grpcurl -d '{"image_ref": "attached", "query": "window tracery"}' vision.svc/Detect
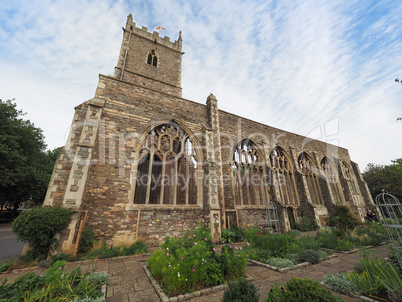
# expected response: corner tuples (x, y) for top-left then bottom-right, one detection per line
(134, 122), (198, 205)
(147, 50), (158, 67)
(298, 152), (323, 205)
(341, 161), (359, 195)
(321, 157), (344, 205)
(270, 147), (298, 206)
(232, 139), (268, 206)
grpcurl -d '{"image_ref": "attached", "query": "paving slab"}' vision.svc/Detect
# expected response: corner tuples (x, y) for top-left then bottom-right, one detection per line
(0, 244), (390, 302)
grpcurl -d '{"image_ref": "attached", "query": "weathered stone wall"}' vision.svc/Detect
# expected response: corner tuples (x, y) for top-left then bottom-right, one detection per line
(43, 15), (376, 251)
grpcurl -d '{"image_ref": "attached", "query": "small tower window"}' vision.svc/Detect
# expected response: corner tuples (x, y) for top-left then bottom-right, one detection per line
(147, 50), (158, 67)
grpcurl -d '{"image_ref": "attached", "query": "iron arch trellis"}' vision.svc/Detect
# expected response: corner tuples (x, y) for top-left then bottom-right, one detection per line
(266, 200), (280, 233)
(375, 191), (402, 268)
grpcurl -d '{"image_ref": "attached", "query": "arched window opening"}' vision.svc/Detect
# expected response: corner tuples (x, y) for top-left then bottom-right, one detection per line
(321, 157), (343, 205)
(298, 152), (323, 205)
(133, 122), (199, 205)
(232, 139), (268, 206)
(146, 50), (158, 67)
(270, 147), (298, 206)
(342, 162), (359, 195)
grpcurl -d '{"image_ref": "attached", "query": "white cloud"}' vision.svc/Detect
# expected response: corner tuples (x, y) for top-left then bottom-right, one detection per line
(0, 0), (401, 171)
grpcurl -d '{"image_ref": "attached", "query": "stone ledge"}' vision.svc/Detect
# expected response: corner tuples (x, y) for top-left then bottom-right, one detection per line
(144, 265), (253, 302)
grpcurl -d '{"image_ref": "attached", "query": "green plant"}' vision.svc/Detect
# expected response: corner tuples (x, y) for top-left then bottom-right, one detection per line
(285, 253), (299, 264)
(51, 252), (76, 263)
(221, 229), (237, 244)
(324, 272), (362, 295)
(296, 235), (321, 251)
(299, 249), (320, 264)
(266, 278), (343, 302)
(12, 207), (71, 259)
(375, 262), (402, 302)
(328, 206), (357, 234)
(316, 227), (340, 249)
(0, 261), (107, 301)
(87, 272), (110, 285)
(347, 270), (383, 295)
(294, 217), (318, 232)
(317, 250), (329, 260)
(147, 222), (246, 297)
(266, 257), (294, 268)
(79, 228), (97, 253)
(266, 284), (287, 302)
(336, 239), (355, 251)
(84, 241), (148, 259)
(222, 278), (260, 302)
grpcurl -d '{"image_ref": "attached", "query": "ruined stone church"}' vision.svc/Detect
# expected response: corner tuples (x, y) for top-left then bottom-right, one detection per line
(43, 15), (375, 251)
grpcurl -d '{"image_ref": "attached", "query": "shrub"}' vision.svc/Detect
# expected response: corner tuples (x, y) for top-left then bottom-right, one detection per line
(79, 229), (97, 253)
(222, 278), (260, 302)
(328, 206), (357, 234)
(51, 252), (76, 263)
(221, 229), (237, 244)
(294, 217), (318, 232)
(285, 253), (299, 264)
(323, 272), (362, 295)
(299, 249), (320, 264)
(12, 207), (71, 259)
(266, 277), (343, 302)
(336, 239), (355, 251)
(296, 235), (321, 251)
(317, 250), (329, 261)
(316, 227), (340, 249)
(85, 240), (148, 259)
(235, 227), (247, 241)
(266, 257), (294, 268)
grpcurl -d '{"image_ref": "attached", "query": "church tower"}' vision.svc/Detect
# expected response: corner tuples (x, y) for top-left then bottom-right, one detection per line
(114, 14), (183, 97)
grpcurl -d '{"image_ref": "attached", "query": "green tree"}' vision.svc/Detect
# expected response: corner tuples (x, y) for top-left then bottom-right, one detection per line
(363, 159), (402, 199)
(0, 99), (57, 213)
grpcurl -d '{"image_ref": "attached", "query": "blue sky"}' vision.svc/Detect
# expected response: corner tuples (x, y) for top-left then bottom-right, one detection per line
(0, 0), (401, 171)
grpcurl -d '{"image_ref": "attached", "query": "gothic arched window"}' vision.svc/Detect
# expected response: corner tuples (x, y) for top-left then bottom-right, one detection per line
(341, 161), (359, 195)
(147, 50), (158, 67)
(134, 122), (198, 205)
(232, 139), (268, 206)
(298, 152), (324, 205)
(321, 157), (344, 205)
(270, 147), (298, 206)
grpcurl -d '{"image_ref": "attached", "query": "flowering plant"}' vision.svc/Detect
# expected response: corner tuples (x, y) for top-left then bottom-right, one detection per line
(147, 222), (246, 296)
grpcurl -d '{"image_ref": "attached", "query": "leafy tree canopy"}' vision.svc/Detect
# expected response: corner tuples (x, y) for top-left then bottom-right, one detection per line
(363, 158), (402, 200)
(0, 99), (57, 211)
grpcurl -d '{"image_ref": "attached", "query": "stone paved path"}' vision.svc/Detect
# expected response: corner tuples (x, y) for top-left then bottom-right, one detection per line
(0, 245), (390, 302)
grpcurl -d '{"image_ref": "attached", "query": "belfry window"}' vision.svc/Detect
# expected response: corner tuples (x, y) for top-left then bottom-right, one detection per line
(232, 139), (268, 206)
(134, 122), (198, 205)
(298, 152), (324, 205)
(270, 147), (298, 206)
(147, 50), (158, 67)
(321, 157), (344, 205)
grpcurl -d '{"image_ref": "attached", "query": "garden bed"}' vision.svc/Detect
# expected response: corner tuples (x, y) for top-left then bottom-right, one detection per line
(144, 265), (253, 302)
(321, 281), (390, 302)
(248, 253), (337, 272)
